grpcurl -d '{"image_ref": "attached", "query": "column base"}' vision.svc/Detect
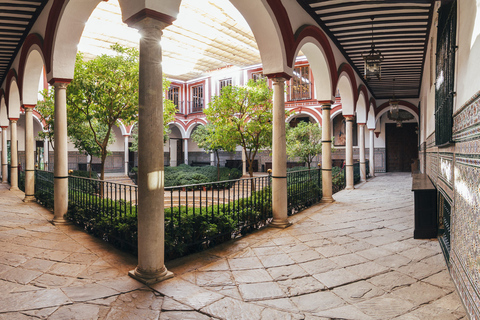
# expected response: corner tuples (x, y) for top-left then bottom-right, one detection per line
(129, 267), (174, 285)
(52, 217), (71, 225)
(321, 196), (335, 203)
(345, 186), (355, 190)
(10, 186), (20, 191)
(269, 219), (292, 229)
(23, 195), (36, 202)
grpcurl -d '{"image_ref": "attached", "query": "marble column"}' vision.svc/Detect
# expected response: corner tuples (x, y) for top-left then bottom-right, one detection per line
(169, 139), (177, 167)
(24, 105), (35, 201)
(128, 17), (173, 284)
(1, 127), (7, 183)
(270, 77), (290, 228)
(210, 151), (215, 166)
(9, 119), (19, 190)
(321, 103), (334, 202)
(369, 129), (375, 177)
(184, 138), (188, 165)
(359, 123), (366, 182)
(242, 148), (247, 176)
(52, 81), (69, 224)
(124, 135), (129, 175)
(345, 115), (354, 190)
(43, 137), (49, 171)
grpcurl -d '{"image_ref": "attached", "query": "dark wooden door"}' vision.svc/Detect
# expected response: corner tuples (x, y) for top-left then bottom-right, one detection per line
(386, 123), (418, 172)
(177, 139), (184, 165)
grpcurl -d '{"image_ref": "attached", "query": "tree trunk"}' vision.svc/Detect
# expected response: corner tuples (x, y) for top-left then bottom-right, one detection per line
(216, 150), (220, 181)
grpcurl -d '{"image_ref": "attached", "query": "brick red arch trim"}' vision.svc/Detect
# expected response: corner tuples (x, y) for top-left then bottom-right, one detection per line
(18, 33), (45, 97)
(337, 63), (358, 110)
(376, 100), (419, 118)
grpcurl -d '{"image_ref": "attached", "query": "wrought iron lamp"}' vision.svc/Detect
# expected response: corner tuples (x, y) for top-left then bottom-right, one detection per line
(362, 17), (384, 81)
(389, 78), (399, 117)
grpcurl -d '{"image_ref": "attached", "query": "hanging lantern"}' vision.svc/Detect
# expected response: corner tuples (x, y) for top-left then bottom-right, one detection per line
(389, 78), (399, 117)
(362, 17), (384, 81)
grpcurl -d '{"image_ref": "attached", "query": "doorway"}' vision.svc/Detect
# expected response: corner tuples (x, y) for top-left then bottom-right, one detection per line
(386, 123), (418, 172)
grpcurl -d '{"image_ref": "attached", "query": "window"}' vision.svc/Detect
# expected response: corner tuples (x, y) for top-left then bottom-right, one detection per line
(435, 1), (456, 146)
(192, 85), (203, 113)
(252, 72), (266, 82)
(219, 78), (232, 93)
(288, 65), (311, 101)
(167, 86), (180, 112)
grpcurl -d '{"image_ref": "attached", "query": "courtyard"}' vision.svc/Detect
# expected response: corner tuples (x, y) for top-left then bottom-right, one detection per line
(0, 173), (466, 319)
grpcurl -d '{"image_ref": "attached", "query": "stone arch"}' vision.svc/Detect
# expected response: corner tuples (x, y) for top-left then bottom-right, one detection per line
(336, 64), (356, 116)
(7, 77), (21, 119)
(116, 120), (129, 136)
(186, 119), (207, 138)
(291, 25), (337, 100)
(375, 100), (419, 124)
(286, 109), (321, 126)
(356, 89), (368, 124)
(367, 102), (376, 130)
(169, 122), (186, 139)
(0, 95), (8, 127)
(18, 34), (46, 105)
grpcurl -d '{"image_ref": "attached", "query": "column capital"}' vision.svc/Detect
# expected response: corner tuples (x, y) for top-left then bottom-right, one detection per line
(266, 72), (292, 81)
(130, 16), (170, 36)
(9, 118), (18, 123)
(318, 100), (334, 106)
(368, 128), (375, 132)
(23, 104), (35, 109)
(125, 9), (176, 28)
(344, 115), (355, 121)
(48, 78), (71, 86)
(358, 123), (366, 126)
(1, 126), (8, 129)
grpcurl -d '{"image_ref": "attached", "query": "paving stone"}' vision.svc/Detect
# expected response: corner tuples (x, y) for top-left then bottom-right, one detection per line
(313, 268), (361, 288)
(314, 244), (351, 258)
(22, 306), (58, 318)
(152, 278), (223, 310)
(422, 270), (456, 291)
(256, 298), (300, 313)
(303, 238), (332, 248)
(281, 243), (311, 254)
(277, 276), (325, 296)
(61, 283), (119, 302)
(290, 291), (346, 313)
(20, 258), (56, 272)
(367, 270), (417, 292)
(257, 253), (295, 268)
(0, 312), (32, 320)
(0, 288), (71, 312)
(0, 267), (42, 284)
(345, 261), (389, 279)
(399, 247), (439, 261)
(228, 256), (264, 270)
(201, 297), (265, 320)
(357, 247), (394, 260)
(49, 303), (104, 320)
(392, 281), (450, 306)
(203, 285), (242, 300)
(396, 261), (444, 280)
(196, 271), (235, 287)
(31, 273), (73, 288)
(355, 295), (416, 319)
(0, 252), (28, 267)
(313, 304), (375, 320)
(260, 307), (305, 320)
(48, 262), (87, 278)
(267, 264), (309, 281)
(373, 254), (412, 269)
(198, 259), (230, 272)
(328, 253), (368, 269)
(238, 282), (285, 301)
(332, 280), (385, 303)
(232, 269), (273, 283)
(299, 258), (338, 275)
(159, 311), (212, 320)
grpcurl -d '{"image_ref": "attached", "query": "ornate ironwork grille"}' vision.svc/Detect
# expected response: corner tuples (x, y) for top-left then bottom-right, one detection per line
(192, 85), (204, 112)
(289, 66), (311, 101)
(435, 1), (457, 146)
(438, 192), (451, 262)
(168, 86), (180, 111)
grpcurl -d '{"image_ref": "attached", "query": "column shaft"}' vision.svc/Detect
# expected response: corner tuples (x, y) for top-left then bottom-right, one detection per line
(124, 135), (129, 175)
(53, 82), (69, 224)
(345, 116), (354, 190)
(10, 120), (19, 190)
(24, 106), (35, 201)
(359, 124), (366, 182)
(321, 104), (334, 202)
(43, 137), (49, 171)
(183, 138), (188, 165)
(2, 128), (7, 184)
(270, 77), (290, 228)
(129, 18), (173, 284)
(369, 129), (375, 177)
(169, 139), (177, 167)
(242, 148), (247, 176)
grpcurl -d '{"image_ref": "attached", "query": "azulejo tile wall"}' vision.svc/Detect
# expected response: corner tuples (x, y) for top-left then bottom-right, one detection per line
(449, 91), (480, 320)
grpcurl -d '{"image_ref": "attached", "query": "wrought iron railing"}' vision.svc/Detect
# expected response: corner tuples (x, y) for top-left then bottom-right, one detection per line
(287, 168), (322, 215)
(34, 170), (54, 208)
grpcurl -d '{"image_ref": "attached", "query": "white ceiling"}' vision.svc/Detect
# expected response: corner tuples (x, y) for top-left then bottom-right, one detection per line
(79, 0), (262, 81)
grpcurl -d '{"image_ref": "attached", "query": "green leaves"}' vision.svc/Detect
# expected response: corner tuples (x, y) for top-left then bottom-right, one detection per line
(286, 121), (323, 169)
(204, 79), (273, 176)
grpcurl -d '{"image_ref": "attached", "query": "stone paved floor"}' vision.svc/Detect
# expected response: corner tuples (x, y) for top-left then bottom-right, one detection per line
(0, 173), (468, 319)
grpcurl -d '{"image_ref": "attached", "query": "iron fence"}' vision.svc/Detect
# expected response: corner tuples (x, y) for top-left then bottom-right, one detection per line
(34, 170), (54, 207)
(287, 168), (322, 215)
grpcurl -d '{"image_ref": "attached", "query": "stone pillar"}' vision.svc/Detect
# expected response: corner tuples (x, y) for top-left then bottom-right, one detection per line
(169, 139), (177, 167)
(52, 81), (69, 224)
(321, 103), (334, 202)
(242, 148), (247, 176)
(1, 127), (7, 183)
(345, 115), (354, 190)
(369, 129), (375, 177)
(86, 154), (92, 173)
(184, 138), (188, 165)
(44, 137), (49, 171)
(270, 77), (290, 228)
(359, 123), (366, 182)
(210, 152), (215, 166)
(128, 17), (173, 284)
(24, 105), (35, 201)
(124, 135), (129, 175)
(9, 119), (19, 190)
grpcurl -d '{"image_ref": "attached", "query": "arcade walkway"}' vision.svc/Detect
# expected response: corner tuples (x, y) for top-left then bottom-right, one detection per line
(0, 173), (467, 319)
